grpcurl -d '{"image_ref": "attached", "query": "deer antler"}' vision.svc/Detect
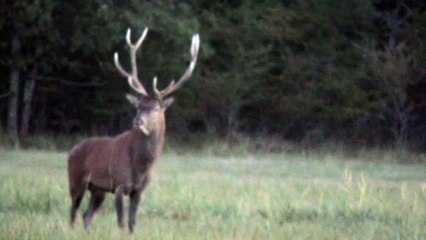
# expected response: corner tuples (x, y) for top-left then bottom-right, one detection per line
(114, 28), (149, 96)
(153, 34), (200, 99)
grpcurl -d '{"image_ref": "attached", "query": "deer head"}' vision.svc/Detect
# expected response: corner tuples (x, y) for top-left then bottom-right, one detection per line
(114, 28), (200, 135)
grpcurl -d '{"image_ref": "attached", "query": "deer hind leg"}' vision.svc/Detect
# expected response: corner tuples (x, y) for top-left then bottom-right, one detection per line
(83, 188), (106, 229)
(69, 184), (86, 227)
(69, 175), (87, 227)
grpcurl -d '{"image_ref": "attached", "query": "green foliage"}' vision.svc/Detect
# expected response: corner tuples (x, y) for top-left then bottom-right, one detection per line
(0, 0), (425, 148)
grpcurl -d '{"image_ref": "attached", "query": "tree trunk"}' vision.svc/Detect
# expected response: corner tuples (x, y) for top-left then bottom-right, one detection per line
(7, 32), (21, 143)
(7, 67), (20, 141)
(19, 43), (42, 142)
(20, 70), (37, 138)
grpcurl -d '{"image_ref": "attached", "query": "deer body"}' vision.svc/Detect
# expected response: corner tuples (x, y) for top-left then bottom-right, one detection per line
(67, 28), (199, 232)
(69, 127), (163, 193)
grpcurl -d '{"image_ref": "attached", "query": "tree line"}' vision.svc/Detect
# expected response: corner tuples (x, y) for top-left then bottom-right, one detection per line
(1, 0), (425, 149)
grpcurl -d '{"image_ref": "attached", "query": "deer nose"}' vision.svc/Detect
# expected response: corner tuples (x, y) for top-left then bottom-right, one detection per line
(134, 117), (150, 135)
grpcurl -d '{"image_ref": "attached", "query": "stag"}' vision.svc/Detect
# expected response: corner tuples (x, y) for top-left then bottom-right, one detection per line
(67, 27), (200, 232)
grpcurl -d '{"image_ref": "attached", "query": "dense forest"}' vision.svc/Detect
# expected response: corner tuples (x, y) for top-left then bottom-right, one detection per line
(1, 0), (425, 149)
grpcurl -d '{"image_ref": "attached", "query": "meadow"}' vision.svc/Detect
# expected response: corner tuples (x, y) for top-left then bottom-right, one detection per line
(0, 143), (425, 240)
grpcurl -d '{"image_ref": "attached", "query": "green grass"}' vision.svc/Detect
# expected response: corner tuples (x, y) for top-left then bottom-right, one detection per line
(0, 149), (425, 240)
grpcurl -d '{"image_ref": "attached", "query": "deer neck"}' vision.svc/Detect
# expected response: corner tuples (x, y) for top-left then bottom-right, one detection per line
(131, 125), (165, 162)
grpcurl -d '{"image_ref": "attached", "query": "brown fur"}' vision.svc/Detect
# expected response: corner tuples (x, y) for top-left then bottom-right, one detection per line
(68, 98), (167, 232)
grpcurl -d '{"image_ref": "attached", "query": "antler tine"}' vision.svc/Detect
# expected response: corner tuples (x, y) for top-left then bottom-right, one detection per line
(114, 28), (149, 96)
(153, 76), (160, 96)
(136, 28), (149, 49)
(128, 28), (149, 95)
(153, 34), (200, 99)
(115, 51), (147, 95)
(126, 28), (132, 47)
(114, 52), (131, 78)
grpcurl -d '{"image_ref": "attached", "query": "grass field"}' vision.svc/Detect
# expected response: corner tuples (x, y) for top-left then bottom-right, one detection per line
(0, 148), (425, 240)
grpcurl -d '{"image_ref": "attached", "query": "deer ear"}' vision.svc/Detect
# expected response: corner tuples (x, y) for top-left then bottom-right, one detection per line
(126, 94), (140, 108)
(162, 97), (175, 109)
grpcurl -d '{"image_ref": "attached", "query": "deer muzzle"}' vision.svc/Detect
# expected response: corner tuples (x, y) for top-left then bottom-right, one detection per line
(134, 117), (150, 136)
(139, 125), (150, 136)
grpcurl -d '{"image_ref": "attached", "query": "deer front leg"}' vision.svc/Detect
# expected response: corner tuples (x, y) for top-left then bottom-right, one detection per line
(115, 186), (125, 229)
(128, 191), (141, 233)
(128, 176), (150, 233)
